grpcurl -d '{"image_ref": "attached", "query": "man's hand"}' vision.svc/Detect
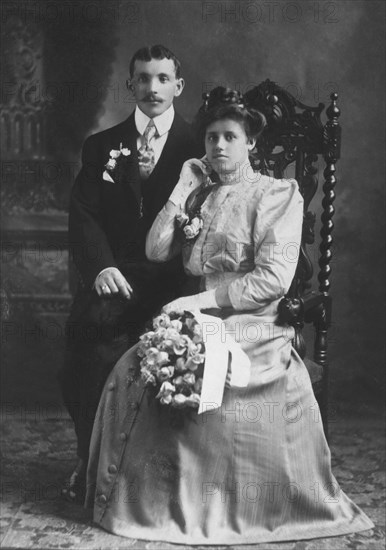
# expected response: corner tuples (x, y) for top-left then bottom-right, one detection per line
(94, 267), (133, 299)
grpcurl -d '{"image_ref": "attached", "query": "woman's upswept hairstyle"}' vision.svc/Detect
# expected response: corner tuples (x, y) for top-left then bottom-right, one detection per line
(194, 87), (266, 144)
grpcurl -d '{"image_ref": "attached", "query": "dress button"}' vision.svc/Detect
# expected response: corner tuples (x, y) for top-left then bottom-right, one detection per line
(119, 433), (127, 441)
(108, 382), (115, 391)
(99, 494), (107, 504)
(129, 402), (138, 410)
(108, 464), (118, 474)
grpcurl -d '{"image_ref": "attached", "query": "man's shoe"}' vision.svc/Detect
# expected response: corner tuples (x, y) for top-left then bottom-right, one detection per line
(61, 461), (86, 504)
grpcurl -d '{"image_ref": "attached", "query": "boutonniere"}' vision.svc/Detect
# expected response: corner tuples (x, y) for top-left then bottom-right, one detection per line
(103, 143), (131, 183)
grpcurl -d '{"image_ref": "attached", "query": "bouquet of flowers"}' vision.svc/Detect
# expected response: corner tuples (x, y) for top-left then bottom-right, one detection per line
(137, 311), (205, 409)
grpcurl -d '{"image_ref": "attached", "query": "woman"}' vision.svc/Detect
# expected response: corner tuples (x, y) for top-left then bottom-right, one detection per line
(85, 88), (373, 544)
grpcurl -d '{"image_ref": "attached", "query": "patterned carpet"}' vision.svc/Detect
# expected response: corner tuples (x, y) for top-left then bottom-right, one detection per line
(0, 411), (385, 550)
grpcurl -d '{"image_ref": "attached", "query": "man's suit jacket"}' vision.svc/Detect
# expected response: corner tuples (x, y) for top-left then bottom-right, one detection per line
(68, 111), (201, 323)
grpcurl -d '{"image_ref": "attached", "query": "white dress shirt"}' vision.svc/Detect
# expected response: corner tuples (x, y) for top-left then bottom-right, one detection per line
(135, 105), (175, 164)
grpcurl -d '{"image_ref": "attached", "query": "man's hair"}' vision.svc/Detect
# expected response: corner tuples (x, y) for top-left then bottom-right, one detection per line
(129, 44), (181, 78)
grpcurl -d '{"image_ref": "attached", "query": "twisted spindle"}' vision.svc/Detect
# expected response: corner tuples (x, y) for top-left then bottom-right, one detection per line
(319, 93), (341, 295)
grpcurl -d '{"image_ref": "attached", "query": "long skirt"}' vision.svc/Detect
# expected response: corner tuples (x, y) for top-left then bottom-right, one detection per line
(85, 312), (373, 545)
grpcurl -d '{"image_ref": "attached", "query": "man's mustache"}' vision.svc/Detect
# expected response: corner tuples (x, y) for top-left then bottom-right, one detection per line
(142, 96), (163, 103)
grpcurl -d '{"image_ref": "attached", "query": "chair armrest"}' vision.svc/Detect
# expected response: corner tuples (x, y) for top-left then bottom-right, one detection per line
(278, 291), (332, 326)
(303, 291), (332, 326)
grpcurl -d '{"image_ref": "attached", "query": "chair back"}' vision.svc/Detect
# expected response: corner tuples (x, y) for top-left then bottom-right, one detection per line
(245, 80), (341, 361)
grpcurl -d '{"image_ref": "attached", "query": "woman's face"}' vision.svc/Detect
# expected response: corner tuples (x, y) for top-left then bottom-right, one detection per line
(205, 119), (256, 174)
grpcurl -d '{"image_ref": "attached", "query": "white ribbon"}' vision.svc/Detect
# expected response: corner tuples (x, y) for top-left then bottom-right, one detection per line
(193, 312), (250, 415)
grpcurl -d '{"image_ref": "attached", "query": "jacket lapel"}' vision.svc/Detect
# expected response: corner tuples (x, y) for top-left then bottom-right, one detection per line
(118, 115), (141, 205)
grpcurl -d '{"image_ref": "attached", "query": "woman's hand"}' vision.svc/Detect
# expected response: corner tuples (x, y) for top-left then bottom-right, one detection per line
(169, 157), (212, 207)
(179, 157), (211, 186)
(162, 290), (218, 314)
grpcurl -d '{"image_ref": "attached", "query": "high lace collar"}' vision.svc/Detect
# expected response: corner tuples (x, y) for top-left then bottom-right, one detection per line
(185, 159), (258, 218)
(212, 158), (255, 186)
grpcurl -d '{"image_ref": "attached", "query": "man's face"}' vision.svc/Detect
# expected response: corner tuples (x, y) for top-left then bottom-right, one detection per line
(129, 58), (184, 118)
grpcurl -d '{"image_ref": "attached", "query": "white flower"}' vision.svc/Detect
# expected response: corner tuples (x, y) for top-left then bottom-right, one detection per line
(185, 354), (205, 371)
(173, 376), (185, 388)
(157, 366), (175, 382)
(185, 393), (201, 408)
(191, 217), (203, 230)
(140, 357), (157, 373)
(175, 357), (186, 372)
(183, 217), (203, 239)
(170, 319), (183, 331)
(152, 327), (167, 346)
(137, 345), (147, 358)
(163, 327), (183, 349)
(145, 348), (169, 367)
(183, 372), (195, 386)
(172, 334), (192, 355)
(160, 394), (173, 405)
(109, 149), (121, 159)
(184, 361), (198, 372)
(106, 159), (117, 170)
(184, 317), (195, 330)
(156, 351), (170, 366)
(186, 340), (201, 356)
(156, 381), (176, 403)
(172, 393), (187, 408)
(192, 323), (203, 343)
(121, 148), (131, 156)
(176, 213), (189, 228)
(141, 370), (156, 386)
(138, 331), (155, 354)
(153, 313), (171, 330)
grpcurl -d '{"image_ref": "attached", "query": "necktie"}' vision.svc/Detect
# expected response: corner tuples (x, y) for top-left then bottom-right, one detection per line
(138, 119), (157, 179)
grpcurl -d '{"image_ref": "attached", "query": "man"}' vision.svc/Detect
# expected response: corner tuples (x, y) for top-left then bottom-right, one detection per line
(60, 45), (200, 502)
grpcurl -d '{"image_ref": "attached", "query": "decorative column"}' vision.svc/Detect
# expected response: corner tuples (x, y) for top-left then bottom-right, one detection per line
(1, 15), (46, 162)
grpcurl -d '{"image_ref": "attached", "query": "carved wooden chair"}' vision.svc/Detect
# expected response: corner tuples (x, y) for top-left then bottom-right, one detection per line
(245, 80), (341, 440)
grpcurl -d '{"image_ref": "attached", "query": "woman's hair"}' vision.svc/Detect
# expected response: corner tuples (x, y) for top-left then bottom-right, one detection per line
(194, 87), (266, 143)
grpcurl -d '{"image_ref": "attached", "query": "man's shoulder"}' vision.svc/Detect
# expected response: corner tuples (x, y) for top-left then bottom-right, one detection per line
(171, 111), (193, 134)
(84, 114), (135, 146)
(171, 112), (200, 150)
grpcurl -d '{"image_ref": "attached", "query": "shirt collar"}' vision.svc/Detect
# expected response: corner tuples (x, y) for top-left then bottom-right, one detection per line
(135, 105), (175, 137)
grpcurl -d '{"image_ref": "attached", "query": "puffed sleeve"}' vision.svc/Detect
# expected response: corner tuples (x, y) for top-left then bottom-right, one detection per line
(227, 179), (303, 311)
(145, 204), (182, 262)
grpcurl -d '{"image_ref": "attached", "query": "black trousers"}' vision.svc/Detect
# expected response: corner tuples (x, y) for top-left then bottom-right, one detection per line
(59, 260), (199, 462)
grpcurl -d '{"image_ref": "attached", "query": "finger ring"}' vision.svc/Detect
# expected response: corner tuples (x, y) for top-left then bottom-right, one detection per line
(102, 285), (108, 290)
